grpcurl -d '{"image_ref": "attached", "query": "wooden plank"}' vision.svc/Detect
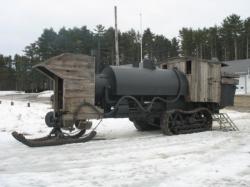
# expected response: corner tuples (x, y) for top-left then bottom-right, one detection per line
(64, 97), (95, 106)
(57, 54), (96, 112)
(47, 60), (93, 70)
(54, 77), (59, 111)
(64, 104), (101, 114)
(221, 72), (239, 78)
(47, 63), (93, 70)
(199, 62), (208, 102)
(47, 69), (94, 80)
(47, 65), (92, 73)
(191, 60), (199, 102)
(45, 53), (95, 64)
(64, 83), (94, 91)
(215, 64), (221, 102)
(205, 62), (209, 101)
(62, 100), (103, 120)
(64, 79), (94, 90)
(208, 63), (221, 103)
(178, 61), (185, 73)
(186, 74), (192, 100)
(64, 85), (94, 92)
(64, 93), (94, 99)
(42, 53), (95, 80)
(63, 113), (102, 120)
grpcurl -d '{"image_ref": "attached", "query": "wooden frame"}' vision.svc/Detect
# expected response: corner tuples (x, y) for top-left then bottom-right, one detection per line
(34, 53), (103, 122)
(160, 57), (222, 103)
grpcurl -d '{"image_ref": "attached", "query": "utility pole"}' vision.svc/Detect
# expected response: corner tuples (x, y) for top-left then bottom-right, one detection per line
(140, 13), (143, 63)
(114, 6), (119, 66)
(247, 36), (249, 59)
(97, 36), (101, 72)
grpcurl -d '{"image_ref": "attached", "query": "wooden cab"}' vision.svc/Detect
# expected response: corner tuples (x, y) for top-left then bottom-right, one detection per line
(160, 57), (226, 103)
(34, 53), (102, 127)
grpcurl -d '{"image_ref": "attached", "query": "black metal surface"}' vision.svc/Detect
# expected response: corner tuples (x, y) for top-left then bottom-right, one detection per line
(101, 66), (188, 96)
(142, 59), (156, 70)
(45, 111), (55, 127)
(12, 131), (96, 147)
(160, 108), (213, 135)
(220, 84), (236, 107)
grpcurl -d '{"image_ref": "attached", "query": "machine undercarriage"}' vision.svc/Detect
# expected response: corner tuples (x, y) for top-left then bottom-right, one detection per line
(12, 95), (214, 147)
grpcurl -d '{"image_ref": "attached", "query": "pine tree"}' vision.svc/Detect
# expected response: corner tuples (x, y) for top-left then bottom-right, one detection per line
(142, 28), (154, 58)
(221, 14), (243, 60)
(170, 37), (179, 57)
(179, 28), (195, 56)
(244, 18), (250, 59)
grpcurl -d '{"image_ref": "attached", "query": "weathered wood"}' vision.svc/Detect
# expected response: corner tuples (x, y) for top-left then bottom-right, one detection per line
(209, 63), (221, 102)
(64, 79), (94, 90)
(199, 62), (208, 101)
(64, 83), (94, 91)
(186, 74), (191, 101)
(44, 69), (95, 80)
(63, 113), (101, 120)
(34, 53), (103, 121)
(164, 57), (222, 103)
(64, 103), (101, 114)
(221, 72), (240, 78)
(64, 97), (95, 107)
(54, 77), (59, 111)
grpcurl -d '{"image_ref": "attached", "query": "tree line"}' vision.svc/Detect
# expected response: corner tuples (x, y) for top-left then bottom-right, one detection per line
(180, 14), (250, 60)
(1, 14), (249, 91)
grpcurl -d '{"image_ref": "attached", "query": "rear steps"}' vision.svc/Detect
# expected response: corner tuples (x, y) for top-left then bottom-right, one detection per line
(212, 113), (239, 131)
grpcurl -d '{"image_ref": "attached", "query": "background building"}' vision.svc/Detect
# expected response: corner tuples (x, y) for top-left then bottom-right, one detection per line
(223, 59), (250, 95)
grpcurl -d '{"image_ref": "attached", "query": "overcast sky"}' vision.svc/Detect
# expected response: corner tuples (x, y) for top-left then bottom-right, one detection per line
(0, 0), (250, 56)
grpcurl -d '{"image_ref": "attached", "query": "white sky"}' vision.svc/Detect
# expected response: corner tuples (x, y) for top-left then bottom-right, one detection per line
(0, 0), (249, 56)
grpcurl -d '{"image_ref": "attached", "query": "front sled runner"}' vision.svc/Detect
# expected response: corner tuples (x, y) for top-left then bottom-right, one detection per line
(12, 53), (103, 147)
(12, 129), (97, 147)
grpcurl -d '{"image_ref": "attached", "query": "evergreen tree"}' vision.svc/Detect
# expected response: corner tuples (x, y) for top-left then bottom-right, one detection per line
(221, 14), (243, 60)
(244, 18), (250, 59)
(120, 29), (139, 64)
(37, 28), (58, 60)
(142, 28), (154, 58)
(94, 24), (106, 72)
(179, 28), (195, 56)
(170, 37), (179, 57)
(153, 35), (170, 61)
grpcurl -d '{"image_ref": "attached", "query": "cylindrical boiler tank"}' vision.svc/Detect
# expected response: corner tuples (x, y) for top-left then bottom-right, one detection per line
(96, 65), (188, 97)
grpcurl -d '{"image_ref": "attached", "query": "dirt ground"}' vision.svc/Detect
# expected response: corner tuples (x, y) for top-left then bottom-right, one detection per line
(234, 95), (250, 108)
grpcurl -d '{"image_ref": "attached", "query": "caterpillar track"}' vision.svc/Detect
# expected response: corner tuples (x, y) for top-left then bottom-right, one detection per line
(160, 107), (213, 135)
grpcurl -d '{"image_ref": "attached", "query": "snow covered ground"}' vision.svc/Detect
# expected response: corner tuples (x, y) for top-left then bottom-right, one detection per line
(0, 92), (250, 187)
(0, 91), (24, 96)
(0, 90), (53, 104)
(37, 90), (53, 98)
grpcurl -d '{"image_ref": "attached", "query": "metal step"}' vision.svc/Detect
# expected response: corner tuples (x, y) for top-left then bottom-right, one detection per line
(212, 113), (239, 131)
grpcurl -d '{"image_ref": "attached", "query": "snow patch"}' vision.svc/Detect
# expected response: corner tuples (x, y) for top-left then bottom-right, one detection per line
(0, 100), (52, 135)
(37, 90), (54, 98)
(0, 91), (25, 96)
